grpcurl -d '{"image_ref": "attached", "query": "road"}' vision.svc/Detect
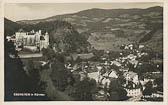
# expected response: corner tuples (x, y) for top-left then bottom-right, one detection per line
(18, 53), (43, 58)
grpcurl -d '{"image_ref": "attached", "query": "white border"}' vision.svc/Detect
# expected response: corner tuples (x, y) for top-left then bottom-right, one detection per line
(2, 0), (166, 3)
(0, 0), (168, 105)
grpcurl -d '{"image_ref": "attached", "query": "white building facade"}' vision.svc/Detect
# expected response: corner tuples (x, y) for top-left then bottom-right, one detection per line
(15, 29), (49, 51)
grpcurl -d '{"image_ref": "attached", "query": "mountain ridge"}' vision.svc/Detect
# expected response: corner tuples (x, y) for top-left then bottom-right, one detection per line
(16, 6), (163, 24)
(6, 6), (163, 53)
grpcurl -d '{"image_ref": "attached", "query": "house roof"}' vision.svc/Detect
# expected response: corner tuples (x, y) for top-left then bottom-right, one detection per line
(112, 61), (121, 66)
(129, 59), (138, 64)
(123, 71), (137, 79)
(88, 72), (99, 82)
(108, 70), (118, 78)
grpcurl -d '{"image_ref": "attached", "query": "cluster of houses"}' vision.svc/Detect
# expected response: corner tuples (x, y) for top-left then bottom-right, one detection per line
(121, 43), (144, 50)
(64, 43), (163, 100)
(6, 29), (49, 52)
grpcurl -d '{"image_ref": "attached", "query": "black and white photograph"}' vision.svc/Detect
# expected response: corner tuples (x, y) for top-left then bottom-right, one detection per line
(3, 1), (166, 102)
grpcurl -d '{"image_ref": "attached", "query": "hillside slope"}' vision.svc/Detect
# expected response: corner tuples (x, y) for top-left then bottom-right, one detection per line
(4, 18), (21, 36)
(5, 19), (90, 54)
(16, 6), (163, 52)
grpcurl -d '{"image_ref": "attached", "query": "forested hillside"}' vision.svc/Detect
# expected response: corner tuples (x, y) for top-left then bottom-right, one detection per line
(17, 6), (163, 53)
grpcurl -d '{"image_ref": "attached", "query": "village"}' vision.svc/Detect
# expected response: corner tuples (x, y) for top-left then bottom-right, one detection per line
(64, 43), (163, 101)
(4, 2), (165, 102)
(6, 29), (163, 101)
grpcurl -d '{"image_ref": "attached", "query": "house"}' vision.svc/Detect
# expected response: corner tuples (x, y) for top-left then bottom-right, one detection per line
(111, 61), (122, 67)
(119, 67), (129, 72)
(88, 72), (99, 82)
(108, 70), (118, 78)
(65, 63), (72, 70)
(97, 65), (103, 71)
(123, 71), (142, 97)
(79, 71), (87, 81)
(101, 70), (118, 78)
(72, 68), (87, 81)
(100, 70), (118, 88)
(98, 69), (118, 88)
(128, 44), (133, 50)
(139, 45), (144, 49)
(127, 54), (136, 60)
(101, 77), (111, 88)
(124, 46), (129, 50)
(129, 59), (138, 68)
(140, 72), (163, 88)
(123, 71), (139, 85)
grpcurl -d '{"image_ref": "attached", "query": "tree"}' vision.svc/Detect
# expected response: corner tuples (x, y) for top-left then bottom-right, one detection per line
(4, 24), (49, 101)
(26, 60), (43, 93)
(157, 62), (163, 72)
(108, 78), (127, 101)
(93, 50), (104, 58)
(117, 75), (126, 86)
(116, 88), (128, 101)
(5, 39), (31, 100)
(109, 91), (119, 101)
(4, 18), (20, 36)
(42, 47), (55, 60)
(109, 79), (119, 91)
(127, 63), (135, 72)
(50, 59), (72, 91)
(109, 51), (120, 59)
(72, 78), (97, 101)
(143, 81), (154, 96)
(154, 77), (163, 92)
(27, 60), (34, 74)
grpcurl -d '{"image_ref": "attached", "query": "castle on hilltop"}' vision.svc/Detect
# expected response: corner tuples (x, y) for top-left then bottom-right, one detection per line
(15, 29), (49, 51)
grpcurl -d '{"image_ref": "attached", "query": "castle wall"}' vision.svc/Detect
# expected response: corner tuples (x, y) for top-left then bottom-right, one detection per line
(35, 32), (41, 44)
(27, 35), (36, 45)
(40, 40), (45, 51)
(15, 32), (27, 45)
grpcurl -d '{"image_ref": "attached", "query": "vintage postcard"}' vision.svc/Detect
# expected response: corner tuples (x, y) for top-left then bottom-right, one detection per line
(0, 0), (168, 105)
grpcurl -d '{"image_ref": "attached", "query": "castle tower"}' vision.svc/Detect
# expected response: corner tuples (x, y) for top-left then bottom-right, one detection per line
(35, 31), (41, 46)
(40, 35), (45, 51)
(15, 29), (26, 46)
(44, 32), (49, 48)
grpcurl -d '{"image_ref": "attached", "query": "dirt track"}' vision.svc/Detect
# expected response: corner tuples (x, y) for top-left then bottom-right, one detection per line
(18, 53), (43, 58)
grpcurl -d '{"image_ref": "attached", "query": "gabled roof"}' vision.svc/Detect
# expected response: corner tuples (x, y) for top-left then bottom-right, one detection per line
(123, 71), (137, 79)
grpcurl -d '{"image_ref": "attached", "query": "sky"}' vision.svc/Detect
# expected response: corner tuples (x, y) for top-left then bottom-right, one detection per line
(5, 3), (163, 22)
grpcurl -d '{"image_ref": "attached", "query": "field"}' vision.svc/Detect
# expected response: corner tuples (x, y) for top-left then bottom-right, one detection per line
(88, 36), (131, 51)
